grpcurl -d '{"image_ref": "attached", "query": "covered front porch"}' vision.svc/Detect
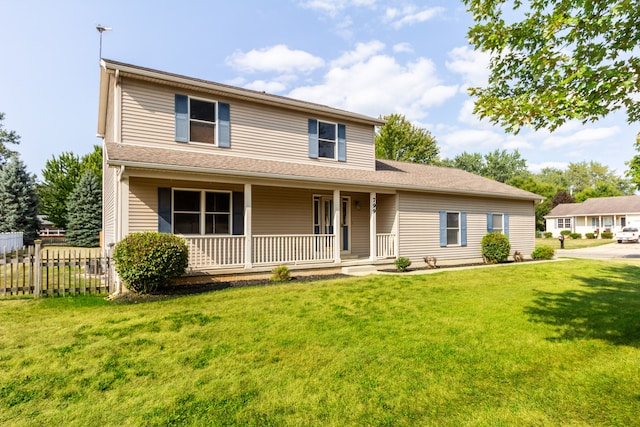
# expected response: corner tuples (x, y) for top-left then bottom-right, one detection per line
(122, 174), (398, 273)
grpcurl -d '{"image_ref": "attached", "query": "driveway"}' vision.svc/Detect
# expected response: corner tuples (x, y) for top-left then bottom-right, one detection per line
(556, 242), (640, 260)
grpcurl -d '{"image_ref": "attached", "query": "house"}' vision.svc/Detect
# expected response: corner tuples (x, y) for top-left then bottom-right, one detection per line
(97, 59), (543, 282)
(545, 195), (640, 237)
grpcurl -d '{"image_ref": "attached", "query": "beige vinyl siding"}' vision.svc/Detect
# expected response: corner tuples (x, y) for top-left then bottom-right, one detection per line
(399, 192), (535, 263)
(376, 194), (397, 234)
(252, 186), (316, 235)
(120, 78), (375, 171)
(127, 177), (242, 234)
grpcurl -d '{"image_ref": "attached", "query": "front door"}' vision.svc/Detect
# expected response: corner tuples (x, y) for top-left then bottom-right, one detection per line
(313, 196), (350, 253)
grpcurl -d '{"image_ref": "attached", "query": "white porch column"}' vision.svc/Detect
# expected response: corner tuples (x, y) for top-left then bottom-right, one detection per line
(244, 183), (252, 269)
(333, 189), (341, 264)
(369, 192), (377, 261)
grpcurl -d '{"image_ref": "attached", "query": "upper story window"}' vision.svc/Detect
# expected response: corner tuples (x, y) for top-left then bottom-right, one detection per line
(318, 121), (337, 159)
(189, 98), (216, 144)
(175, 94), (231, 147)
(308, 119), (346, 162)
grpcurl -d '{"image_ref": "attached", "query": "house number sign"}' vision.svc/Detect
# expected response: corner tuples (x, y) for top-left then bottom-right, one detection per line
(372, 197), (376, 214)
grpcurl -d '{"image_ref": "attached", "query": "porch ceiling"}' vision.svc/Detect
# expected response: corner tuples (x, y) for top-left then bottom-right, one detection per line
(105, 142), (543, 202)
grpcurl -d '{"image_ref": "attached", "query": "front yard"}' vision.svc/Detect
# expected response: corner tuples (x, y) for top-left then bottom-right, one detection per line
(1, 259), (639, 426)
(536, 237), (614, 250)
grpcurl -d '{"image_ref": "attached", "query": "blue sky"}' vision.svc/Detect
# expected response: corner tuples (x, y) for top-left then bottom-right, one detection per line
(1, 0), (637, 179)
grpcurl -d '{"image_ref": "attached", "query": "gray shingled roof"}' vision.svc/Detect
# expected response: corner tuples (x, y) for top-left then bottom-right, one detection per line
(105, 142), (543, 201)
(546, 195), (640, 217)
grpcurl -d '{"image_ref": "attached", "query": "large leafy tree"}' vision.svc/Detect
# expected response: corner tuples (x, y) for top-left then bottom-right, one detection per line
(625, 134), (640, 191)
(375, 114), (440, 164)
(463, 0), (640, 133)
(38, 145), (102, 229)
(441, 149), (528, 183)
(65, 170), (102, 247)
(0, 155), (40, 245)
(0, 112), (20, 165)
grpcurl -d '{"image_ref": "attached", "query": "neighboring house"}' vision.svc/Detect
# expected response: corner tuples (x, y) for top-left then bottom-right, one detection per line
(97, 60), (542, 278)
(545, 195), (640, 237)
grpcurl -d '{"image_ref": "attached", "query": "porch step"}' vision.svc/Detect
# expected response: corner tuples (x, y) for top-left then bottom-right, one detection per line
(342, 265), (379, 276)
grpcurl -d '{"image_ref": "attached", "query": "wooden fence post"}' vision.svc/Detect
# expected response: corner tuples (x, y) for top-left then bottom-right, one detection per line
(33, 240), (42, 299)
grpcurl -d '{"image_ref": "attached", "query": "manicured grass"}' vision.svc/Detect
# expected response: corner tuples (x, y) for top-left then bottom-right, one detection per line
(1, 260), (639, 426)
(536, 237), (614, 250)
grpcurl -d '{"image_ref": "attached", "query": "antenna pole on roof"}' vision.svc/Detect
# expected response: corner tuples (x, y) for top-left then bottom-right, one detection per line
(96, 25), (112, 62)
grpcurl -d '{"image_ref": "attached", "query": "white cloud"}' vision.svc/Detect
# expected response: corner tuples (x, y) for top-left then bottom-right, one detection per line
(298, 0), (376, 16)
(331, 40), (385, 67)
(384, 6), (444, 29)
(439, 129), (504, 151)
(393, 42), (413, 54)
(503, 136), (532, 150)
(226, 45), (325, 74)
(445, 46), (491, 88)
(242, 80), (288, 93)
(288, 50), (458, 120)
(542, 126), (620, 149)
(528, 161), (569, 173)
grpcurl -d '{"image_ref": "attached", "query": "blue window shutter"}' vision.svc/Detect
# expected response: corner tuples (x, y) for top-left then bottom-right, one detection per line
(175, 95), (188, 142)
(337, 124), (346, 162)
(218, 102), (231, 148)
(504, 213), (510, 238)
(308, 119), (318, 159)
(486, 213), (493, 233)
(232, 192), (244, 235)
(158, 188), (172, 233)
(461, 212), (467, 247)
(439, 211), (447, 247)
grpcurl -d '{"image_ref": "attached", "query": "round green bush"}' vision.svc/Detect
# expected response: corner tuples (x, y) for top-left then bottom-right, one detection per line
(531, 245), (555, 260)
(569, 233), (582, 239)
(585, 232), (595, 239)
(601, 231), (614, 239)
(481, 232), (511, 263)
(395, 256), (412, 272)
(113, 232), (189, 293)
(543, 232), (553, 239)
(560, 230), (572, 236)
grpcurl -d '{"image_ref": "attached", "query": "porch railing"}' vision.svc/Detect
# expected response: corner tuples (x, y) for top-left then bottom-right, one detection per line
(376, 233), (396, 258)
(253, 234), (334, 265)
(186, 236), (245, 269)
(185, 233), (393, 270)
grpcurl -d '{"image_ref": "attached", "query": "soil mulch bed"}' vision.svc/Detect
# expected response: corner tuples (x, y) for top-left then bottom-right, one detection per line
(109, 273), (346, 304)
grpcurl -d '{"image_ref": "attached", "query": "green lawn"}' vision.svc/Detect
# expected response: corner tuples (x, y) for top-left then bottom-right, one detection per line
(1, 260), (639, 426)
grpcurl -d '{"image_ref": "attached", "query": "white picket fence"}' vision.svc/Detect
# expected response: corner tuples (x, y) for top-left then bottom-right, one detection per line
(0, 232), (23, 254)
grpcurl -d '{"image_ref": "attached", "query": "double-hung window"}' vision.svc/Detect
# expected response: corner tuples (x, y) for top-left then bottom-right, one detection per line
(446, 212), (460, 245)
(318, 121), (337, 159)
(173, 190), (231, 235)
(175, 95), (231, 147)
(440, 211), (467, 247)
(308, 119), (346, 161)
(557, 218), (571, 229)
(189, 98), (216, 144)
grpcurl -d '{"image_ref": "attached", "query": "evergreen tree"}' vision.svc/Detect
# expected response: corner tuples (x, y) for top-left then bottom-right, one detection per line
(65, 170), (102, 247)
(0, 155), (40, 245)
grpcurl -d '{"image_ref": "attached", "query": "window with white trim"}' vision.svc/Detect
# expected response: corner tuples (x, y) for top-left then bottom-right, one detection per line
(557, 218), (571, 229)
(490, 213), (503, 233)
(318, 121), (337, 159)
(591, 217), (600, 227)
(189, 98), (216, 144)
(173, 190), (230, 235)
(446, 212), (460, 245)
